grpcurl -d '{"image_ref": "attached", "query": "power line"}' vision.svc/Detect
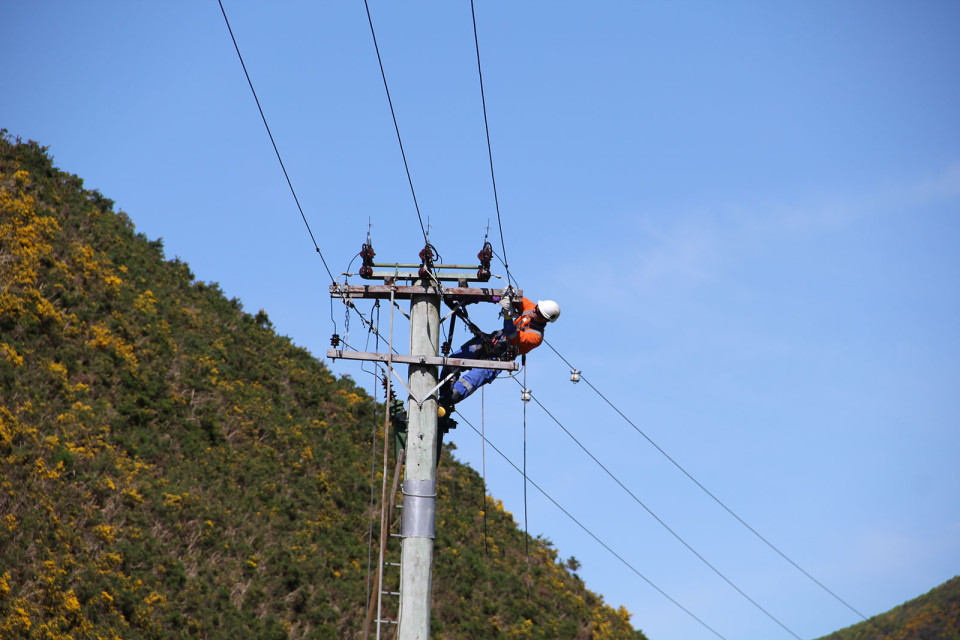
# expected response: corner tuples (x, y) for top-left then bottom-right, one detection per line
(540, 339), (869, 623)
(215, 8), (794, 632)
(475, 267), (795, 630)
(462, 26), (881, 633)
(510, 376), (801, 639)
(220, 0), (381, 353)
(367, 1), (864, 629)
(457, 413), (729, 640)
(362, 0), (429, 246)
(217, 0), (336, 284)
(221, 0), (860, 629)
(469, 0), (512, 287)
(486, 242), (866, 624)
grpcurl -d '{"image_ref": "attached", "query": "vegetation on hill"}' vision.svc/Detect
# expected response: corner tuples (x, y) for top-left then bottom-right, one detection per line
(0, 131), (646, 639)
(816, 576), (960, 640)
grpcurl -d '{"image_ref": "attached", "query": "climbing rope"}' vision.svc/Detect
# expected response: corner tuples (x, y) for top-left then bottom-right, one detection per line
(363, 302), (382, 635)
(373, 289), (398, 638)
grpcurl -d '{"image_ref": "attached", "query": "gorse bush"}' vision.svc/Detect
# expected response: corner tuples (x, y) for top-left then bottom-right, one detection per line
(0, 132), (646, 639)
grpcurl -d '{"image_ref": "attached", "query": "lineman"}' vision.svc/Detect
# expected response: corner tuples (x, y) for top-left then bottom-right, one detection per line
(438, 290), (560, 415)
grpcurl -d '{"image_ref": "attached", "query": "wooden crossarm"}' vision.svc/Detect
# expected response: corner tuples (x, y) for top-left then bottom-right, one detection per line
(326, 350), (519, 371)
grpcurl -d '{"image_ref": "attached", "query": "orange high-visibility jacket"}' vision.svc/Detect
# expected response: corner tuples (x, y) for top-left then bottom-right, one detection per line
(505, 296), (546, 356)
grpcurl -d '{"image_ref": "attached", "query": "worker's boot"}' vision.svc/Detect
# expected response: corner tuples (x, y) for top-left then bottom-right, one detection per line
(437, 387), (461, 418)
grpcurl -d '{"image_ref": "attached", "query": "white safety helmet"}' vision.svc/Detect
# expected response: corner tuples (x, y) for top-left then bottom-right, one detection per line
(536, 300), (561, 322)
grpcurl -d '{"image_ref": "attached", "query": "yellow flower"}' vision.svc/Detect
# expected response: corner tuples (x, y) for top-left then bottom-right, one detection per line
(63, 590), (81, 613)
(94, 524), (117, 544)
(0, 343), (23, 367)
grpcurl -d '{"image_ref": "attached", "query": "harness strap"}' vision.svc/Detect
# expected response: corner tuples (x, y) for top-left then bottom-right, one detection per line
(444, 298), (486, 339)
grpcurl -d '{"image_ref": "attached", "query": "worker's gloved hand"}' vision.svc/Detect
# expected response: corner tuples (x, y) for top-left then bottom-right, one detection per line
(499, 295), (514, 319)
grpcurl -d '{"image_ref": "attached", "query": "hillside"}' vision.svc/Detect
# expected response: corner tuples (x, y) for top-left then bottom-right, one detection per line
(0, 131), (646, 639)
(816, 576), (960, 640)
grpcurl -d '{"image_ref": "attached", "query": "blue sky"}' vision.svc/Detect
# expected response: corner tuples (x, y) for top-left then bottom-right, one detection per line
(5, 2), (959, 638)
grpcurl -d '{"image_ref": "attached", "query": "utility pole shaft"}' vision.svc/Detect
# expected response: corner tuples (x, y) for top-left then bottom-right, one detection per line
(397, 280), (440, 639)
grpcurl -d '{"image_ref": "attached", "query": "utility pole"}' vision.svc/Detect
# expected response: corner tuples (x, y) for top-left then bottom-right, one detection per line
(328, 240), (518, 639)
(397, 278), (439, 639)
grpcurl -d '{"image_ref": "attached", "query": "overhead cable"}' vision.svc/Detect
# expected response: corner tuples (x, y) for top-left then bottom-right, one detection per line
(217, 0), (336, 283)
(469, 0), (512, 288)
(456, 414), (728, 640)
(511, 377), (801, 639)
(220, 0), (380, 349)
(362, 0), (429, 245)
(540, 339), (869, 623)
(487, 240), (865, 624)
